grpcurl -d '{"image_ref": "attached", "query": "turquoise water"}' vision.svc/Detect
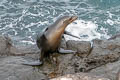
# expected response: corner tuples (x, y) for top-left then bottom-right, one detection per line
(0, 0), (120, 45)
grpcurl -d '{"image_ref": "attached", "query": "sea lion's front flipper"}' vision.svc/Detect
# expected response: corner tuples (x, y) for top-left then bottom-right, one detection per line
(58, 48), (77, 54)
(22, 60), (43, 66)
(64, 31), (80, 39)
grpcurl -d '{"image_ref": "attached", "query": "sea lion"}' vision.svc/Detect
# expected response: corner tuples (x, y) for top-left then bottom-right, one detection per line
(23, 16), (78, 66)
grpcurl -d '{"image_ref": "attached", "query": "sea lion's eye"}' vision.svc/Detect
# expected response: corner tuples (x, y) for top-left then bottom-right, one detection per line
(69, 17), (73, 20)
(45, 27), (48, 31)
(63, 19), (67, 23)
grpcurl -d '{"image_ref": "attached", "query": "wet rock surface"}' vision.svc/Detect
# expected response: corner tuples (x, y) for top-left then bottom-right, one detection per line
(0, 35), (120, 80)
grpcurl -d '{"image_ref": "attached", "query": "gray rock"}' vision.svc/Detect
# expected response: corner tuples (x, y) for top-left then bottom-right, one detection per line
(116, 69), (120, 80)
(89, 38), (120, 57)
(0, 56), (48, 80)
(50, 73), (110, 80)
(56, 53), (75, 75)
(16, 44), (40, 54)
(59, 38), (67, 49)
(0, 35), (26, 56)
(0, 35), (12, 55)
(89, 59), (120, 80)
(66, 40), (92, 57)
(0, 35), (41, 56)
(108, 33), (120, 40)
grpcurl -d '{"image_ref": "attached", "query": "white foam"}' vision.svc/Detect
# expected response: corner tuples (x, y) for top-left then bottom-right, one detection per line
(64, 20), (105, 41)
(21, 40), (35, 45)
(107, 11), (114, 19)
(106, 19), (114, 25)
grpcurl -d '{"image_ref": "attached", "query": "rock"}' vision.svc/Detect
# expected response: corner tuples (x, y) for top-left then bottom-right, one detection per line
(0, 35), (13, 55)
(71, 37), (120, 73)
(89, 59), (120, 80)
(56, 53), (75, 75)
(1, 34), (120, 80)
(0, 56), (48, 80)
(108, 33), (120, 40)
(0, 35), (41, 56)
(50, 73), (110, 80)
(59, 38), (67, 49)
(16, 44), (40, 54)
(116, 69), (120, 80)
(0, 35), (24, 56)
(73, 52), (120, 72)
(66, 40), (92, 57)
(89, 38), (120, 57)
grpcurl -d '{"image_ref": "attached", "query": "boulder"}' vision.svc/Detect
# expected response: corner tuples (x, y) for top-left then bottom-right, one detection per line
(66, 40), (92, 57)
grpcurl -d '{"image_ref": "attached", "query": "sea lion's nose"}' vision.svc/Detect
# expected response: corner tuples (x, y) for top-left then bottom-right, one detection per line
(71, 16), (78, 20)
(69, 16), (78, 22)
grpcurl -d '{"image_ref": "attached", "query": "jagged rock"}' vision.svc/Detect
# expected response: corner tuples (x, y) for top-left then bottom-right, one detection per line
(66, 40), (92, 57)
(50, 73), (110, 80)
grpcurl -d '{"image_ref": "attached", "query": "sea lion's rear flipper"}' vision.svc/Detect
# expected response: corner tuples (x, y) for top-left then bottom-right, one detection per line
(22, 60), (43, 66)
(58, 48), (77, 54)
(64, 31), (80, 39)
(22, 50), (44, 66)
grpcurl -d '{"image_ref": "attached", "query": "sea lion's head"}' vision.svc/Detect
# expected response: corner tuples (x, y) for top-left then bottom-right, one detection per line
(56, 16), (78, 26)
(44, 16), (78, 41)
(52, 16), (78, 32)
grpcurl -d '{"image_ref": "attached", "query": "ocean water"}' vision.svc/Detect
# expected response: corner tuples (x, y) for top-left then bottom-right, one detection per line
(0, 0), (120, 46)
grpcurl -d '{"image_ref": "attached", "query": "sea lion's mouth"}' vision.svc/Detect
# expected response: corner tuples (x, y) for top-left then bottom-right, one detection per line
(69, 16), (78, 23)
